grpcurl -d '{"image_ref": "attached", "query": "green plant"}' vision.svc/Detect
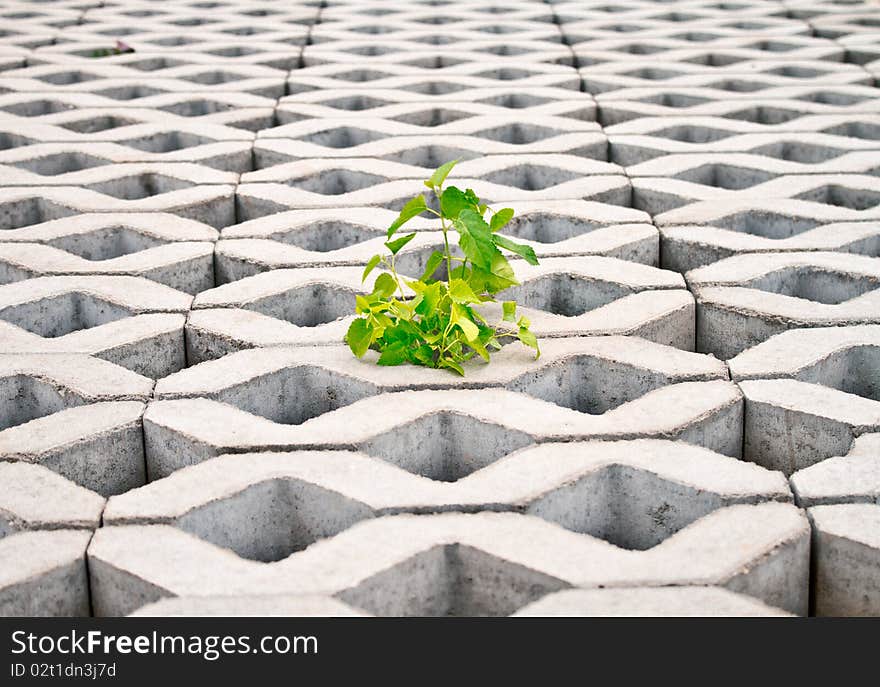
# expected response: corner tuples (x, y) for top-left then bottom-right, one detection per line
(345, 160), (540, 376)
(90, 40), (135, 58)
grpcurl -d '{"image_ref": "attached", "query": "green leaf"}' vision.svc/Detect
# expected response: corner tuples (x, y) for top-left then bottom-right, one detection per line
(451, 303), (479, 341)
(385, 232), (416, 255)
(518, 327), (540, 359)
(377, 342), (409, 366)
(414, 281), (443, 317)
(456, 209), (497, 271)
(371, 272), (398, 298)
(362, 254), (382, 283)
(388, 300), (414, 320)
(412, 345), (435, 366)
(419, 250), (446, 282)
(345, 318), (373, 358)
(468, 264), (518, 295)
(469, 336), (490, 362)
(448, 279), (481, 304)
(490, 208), (514, 232)
(440, 186), (479, 221)
(424, 160), (458, 189)
(387, 195), (427, 239)
(492, 233), (539, 265)
(502, 301), (517, 322)
(439, 358), (465, 376)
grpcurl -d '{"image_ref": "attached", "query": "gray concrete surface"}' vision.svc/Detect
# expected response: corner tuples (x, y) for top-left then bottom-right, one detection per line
(1, 0), (879, 617)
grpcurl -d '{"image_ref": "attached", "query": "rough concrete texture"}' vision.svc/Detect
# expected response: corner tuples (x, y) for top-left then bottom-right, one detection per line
(809, 504), (880, 616)
(513, 587), (794, 617)
(2, 0), (880, 617)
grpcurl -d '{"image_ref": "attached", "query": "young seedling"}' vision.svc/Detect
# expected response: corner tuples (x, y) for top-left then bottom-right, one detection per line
(90, 40), (135, 58)
(345, 160), (540, 376)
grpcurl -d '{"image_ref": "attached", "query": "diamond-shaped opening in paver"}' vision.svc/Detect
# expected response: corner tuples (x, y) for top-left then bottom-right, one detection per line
(651, 11), (703, 22)
(0, 133), (34, 151)
(472, 67), (543, 81)
(798, 91), (871, 106)
(510, 356), (678, 415)
(767, 65), (830, 79)
(413, 15), (458, 25)
(473, 123), (563, 144)
(722, 106), (804, 125)
(638, 93), (712, 108)
(152, 36), (202, 47)
(10, 152), (109, 176)
(389, 108), (473, 127)
(0, 197), (77, 230)
(93, 86), (167, 101)
(683, 52), (748, 67)
(650, 125), (737, 143)
(213, 366), (379, 426)
(327, 69), (397, 83)
(124, 57), (188, 72)
(122, 131), (212, 153)
(500, 213), (604, 243)
(55, 115), (141, 134)
(174, 479), (376, 562)
(118, 9), (164, 17)
(744, 39), (800, 52)
(204, 46), (261, 57)
(621, 67), (685, 81)
(0, 374), (81, 431)
(481, 164), (582, 191)
(34, 70), (99, 85)
(475, 93), (553, 108)
(285, 169), (386, 195)
(476, 44), (537, 57)
(317, 95), (393, 111)
(0, 99), (74, 116)
(822, 121), (880, 141)
(711, 210), (819, 239)
(705, 79), (768, 93)
(222, 26), (272, 37)
(529, 464), (727, 550)
(156, 99), (234, 116)
(674, 163), (774, 190)
(351, 7), (398, 16)
(748, 141), (846, 164)
(383, 144), (480, 167)
(241, 282), (357, 327)
(476, 24), (526, 34)
(795, 344), (880, 401)
(168, 16), (218, 27)
(794, 184), (880, 211)
(359, 412), (534, 482)
(335, 44), (397, 57)
(614, 42), (666, 55)
(400, 55), (468, 69)
(743, 266), (879, 305)
(297, 126), (387, 148)
(503, 274), (632, 316)
(0, 292), (134, 338)
(404, 80), (470, 96)
(85, 173), (194, 200)
(180, 71), (245, 85)
(338, 543), (570, 617)
(47, 226), (166, 260)
(347, 24), (395, 34)
(269, 220), (384, 251)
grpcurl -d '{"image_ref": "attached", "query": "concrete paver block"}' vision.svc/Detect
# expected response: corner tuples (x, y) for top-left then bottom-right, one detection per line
(87, 504), (809, 616)
(809, 504), (880, 616)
